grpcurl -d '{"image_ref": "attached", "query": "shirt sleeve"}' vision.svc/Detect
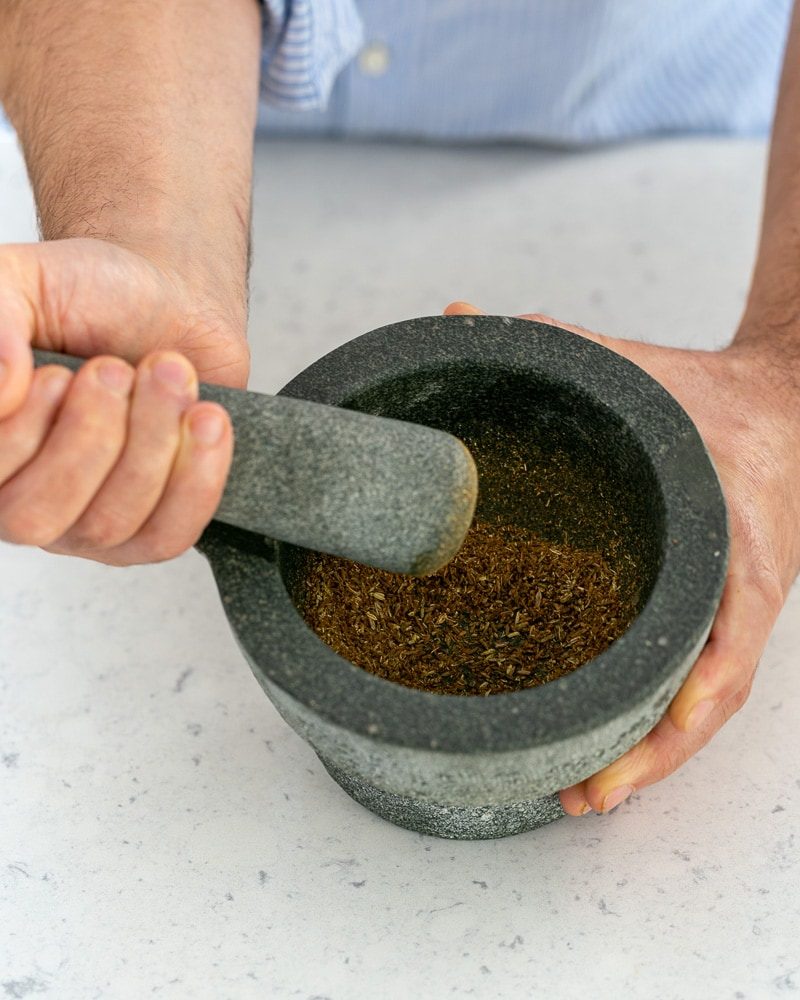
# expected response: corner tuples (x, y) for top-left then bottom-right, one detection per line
(261, 0), (364, 111)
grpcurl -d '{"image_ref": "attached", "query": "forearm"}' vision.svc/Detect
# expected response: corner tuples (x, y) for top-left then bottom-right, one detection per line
(0, 0), (262, 333)
(737, 0), (800, 356)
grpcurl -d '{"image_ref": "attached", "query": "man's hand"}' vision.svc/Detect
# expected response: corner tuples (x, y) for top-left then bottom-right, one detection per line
(0, 239), (249, 565)
(445, 301), (800, 815)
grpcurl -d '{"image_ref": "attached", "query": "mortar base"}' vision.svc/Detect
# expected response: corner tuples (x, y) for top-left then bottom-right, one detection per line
(320, 757), (566, 840)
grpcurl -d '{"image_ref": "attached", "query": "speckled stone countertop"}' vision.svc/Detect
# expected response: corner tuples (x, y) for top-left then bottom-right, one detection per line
(1, 131), (798, 1000)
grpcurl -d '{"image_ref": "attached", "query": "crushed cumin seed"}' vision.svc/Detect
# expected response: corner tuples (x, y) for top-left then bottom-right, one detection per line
(300, 519), (639, 697)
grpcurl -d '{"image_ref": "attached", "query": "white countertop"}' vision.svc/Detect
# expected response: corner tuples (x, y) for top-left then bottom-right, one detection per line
(1, 132), (798, 1000)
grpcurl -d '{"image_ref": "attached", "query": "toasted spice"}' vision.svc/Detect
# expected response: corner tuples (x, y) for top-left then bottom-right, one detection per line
(300, 519), (639, 696)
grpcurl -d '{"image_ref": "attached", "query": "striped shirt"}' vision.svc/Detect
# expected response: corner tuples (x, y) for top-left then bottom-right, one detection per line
(259, 0), (793, 143)
(0, 1), (791, 143)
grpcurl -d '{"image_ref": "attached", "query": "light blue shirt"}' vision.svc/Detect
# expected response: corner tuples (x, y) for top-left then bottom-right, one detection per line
(0, 1), (791, 143)
(259, 0), (793, 143)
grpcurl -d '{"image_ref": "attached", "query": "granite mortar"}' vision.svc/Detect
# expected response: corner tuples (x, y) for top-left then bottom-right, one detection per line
(197, 315), (729, 839)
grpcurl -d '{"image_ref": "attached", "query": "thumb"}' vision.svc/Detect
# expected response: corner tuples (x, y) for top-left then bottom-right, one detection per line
(0, 255), (35, 419)
(444, 301), (618, 353)
(516, 311), (618, 351)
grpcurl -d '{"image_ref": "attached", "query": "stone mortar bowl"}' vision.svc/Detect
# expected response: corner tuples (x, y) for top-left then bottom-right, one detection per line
(197, 316), (729, 839)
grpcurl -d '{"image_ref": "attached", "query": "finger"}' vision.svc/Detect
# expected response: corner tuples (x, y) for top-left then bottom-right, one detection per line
(0, 366), (73, 483)
(0, 356), (134, 547)
(443, 302), (619, 352)
(667, 557), (781, 733)
(558, 543), (780, 816)
(0, 296), (34, 419)
(50, 352), (198, 553)
(559, 558), (779, 816)
(101, 401), (232, 566)
(560, 677), (754, 816)
(516, 311), (618, 350)
(443, 301), (486, 316)
(443, 299), (644, 816)
(559, 785), (594, 817)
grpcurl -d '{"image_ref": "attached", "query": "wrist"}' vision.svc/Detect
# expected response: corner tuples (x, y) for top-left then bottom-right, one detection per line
(108, 227), (251, 344)
(144, 243), (250, 352)
(31, 159), (252, 338)
(726, 321), (800, 420)
(2, 0), (259, 347)
(731, 303), (800, 365)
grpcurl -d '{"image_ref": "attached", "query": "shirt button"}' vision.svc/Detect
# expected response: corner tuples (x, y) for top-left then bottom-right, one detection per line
(358, 41), (391, 77)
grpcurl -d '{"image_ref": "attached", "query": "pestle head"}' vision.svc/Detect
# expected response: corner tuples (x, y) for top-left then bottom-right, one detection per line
(329, 418), (479, 576)
(210, 392), (479, 576)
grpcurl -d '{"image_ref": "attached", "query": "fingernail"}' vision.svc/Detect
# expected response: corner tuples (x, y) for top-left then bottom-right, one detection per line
(190, 408), (225, 446)
(685, 698), (715, 733)
(97, 360), (133, 395)
(601, 784), (634, 813)
(579, 802), (592, 816)
(457, 302), (485, 315)
(152, 356), (193, 391)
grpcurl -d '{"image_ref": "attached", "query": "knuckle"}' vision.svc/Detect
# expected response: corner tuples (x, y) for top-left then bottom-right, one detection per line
(36, 365), (74, 401)
(755, 570), (785, 619)
(654, 744), (686, 781)
(618, 738), (650, 777)
(91, 550), (137, 568)
(586, 739), (650, 808)
(180, 448), (229, 496)
(63, 403), (126, 455)
(637, 728), (686, 785)
(722, 678), (754, 722)
(136, 496), (214, 562)
(692, 644), (753, 703)
(0, 419), (36, 459)
(67, 510), (134, 551)
(725, 654), (759, 697)
(728, 512), (785, 617)
(0, 503), (63, 547)
(703, 657), (750, 706)
(34, 363), (65, 382)
(650, 732), (689, 781)
(145, 537), (192, 564)
(192, 484), (227, 522)
(134, 526), (196, 564)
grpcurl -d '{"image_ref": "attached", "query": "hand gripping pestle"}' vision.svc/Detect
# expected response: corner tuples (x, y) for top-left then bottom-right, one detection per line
(32, 350), (478, 575)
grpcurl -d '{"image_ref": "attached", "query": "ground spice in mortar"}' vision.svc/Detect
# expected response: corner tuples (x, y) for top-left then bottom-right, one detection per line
(301, 520), (638, 696)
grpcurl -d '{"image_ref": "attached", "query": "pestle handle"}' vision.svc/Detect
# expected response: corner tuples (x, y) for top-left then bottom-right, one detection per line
(31, 349), (478, 575)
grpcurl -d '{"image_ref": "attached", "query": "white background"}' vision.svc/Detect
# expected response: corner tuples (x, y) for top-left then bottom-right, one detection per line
(1, 130), (799, 999)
